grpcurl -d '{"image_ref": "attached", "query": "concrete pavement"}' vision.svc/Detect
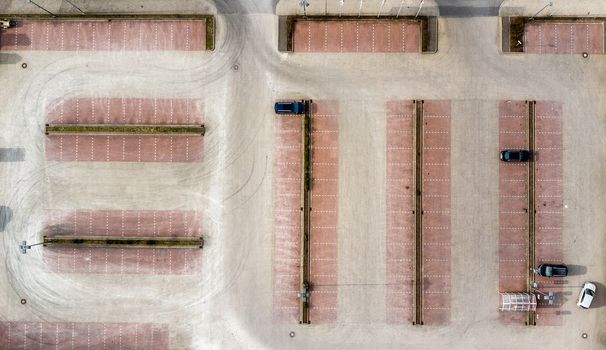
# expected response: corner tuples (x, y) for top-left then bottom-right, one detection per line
(0, 0), (605, 349)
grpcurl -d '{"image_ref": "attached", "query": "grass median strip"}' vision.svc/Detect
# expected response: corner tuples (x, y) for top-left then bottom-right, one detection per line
(206, 16), (215, 51)
(44, 235), (204, 249)
(300, 100), (312, 324)
(45, 124), (205, 136)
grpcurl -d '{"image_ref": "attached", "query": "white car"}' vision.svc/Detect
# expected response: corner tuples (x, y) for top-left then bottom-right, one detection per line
(0, 19), (15, 29)
(576, 282), (596, 309)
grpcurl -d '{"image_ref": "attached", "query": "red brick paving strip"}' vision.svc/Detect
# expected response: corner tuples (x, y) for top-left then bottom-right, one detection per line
(45, 135), (203, 162)
(43, 210), (202, 275)
(421, 100), (451, 325)
(385, 100), (414, 324)
(534, 101), (564, 326)
(293, 20), (420, 53)
(47, 98), (204, 125)
(0, 20), (205, 51)
(45, 97), (204, 163)
(310, 100), (339, 323)
(498, 100), (529, 325)
(497, 101), (566, 325)
(0, 322), (168, 349)
(272, 113), (302, 322)
(524, 22), (604, 54)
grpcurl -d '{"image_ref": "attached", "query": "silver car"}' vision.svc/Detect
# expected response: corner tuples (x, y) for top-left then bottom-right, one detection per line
(576, 282), (596, 309)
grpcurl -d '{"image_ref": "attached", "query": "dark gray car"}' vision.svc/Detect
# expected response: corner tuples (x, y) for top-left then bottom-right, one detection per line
(536, 264), (568, 277)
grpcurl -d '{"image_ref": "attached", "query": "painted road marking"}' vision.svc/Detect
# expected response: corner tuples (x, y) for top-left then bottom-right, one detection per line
(524, 22), (604, 54)
(310, 100), (339, 323)
(273, 112), (302, 322)
(1, 322), (169, 349)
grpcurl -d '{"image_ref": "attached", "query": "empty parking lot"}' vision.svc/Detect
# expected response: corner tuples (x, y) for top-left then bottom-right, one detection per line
(0, 3), (605, 350)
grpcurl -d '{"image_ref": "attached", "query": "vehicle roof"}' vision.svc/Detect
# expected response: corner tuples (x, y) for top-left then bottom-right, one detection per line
(580, 293), (594, 307)
(584, 282), (597, 291)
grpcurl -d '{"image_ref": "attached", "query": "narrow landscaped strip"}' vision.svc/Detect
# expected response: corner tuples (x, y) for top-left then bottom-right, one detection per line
(44, 235), (204, 249)
(45, 124), (205, 136)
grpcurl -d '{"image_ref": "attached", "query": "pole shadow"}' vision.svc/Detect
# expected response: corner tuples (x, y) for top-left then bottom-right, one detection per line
(0, 206), (13, 232)
(0, 148), (25, 161)
(0, 53), (22, 64)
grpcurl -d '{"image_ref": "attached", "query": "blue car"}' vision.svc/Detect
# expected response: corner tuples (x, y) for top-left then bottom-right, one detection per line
(500, 150), (531, 162)
(275, 100), (305, 114)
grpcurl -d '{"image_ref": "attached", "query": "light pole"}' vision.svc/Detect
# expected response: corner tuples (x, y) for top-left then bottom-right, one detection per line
(339, 0), (344, 17)
(530, 1), (553, 20)
(414, 0), (425, 19)
(299, 0), (310, 18)
(19, 240), (44, 254)
(63, 0), (85, 14)
(396, 0), (404, 18)
(23, 0), (57, 17)
(358, 0), (363, 17)
(377, 0), (386, 17)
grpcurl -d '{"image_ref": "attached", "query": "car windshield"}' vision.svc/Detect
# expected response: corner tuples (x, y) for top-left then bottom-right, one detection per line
(587, 289), (595, 297)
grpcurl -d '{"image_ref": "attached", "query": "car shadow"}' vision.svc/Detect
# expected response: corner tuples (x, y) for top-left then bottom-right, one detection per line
(0, 53), (22, 64)
(599, 331), (606, 347)
(0, 33), (31, 47)
(566, 265), (588, 276)
(590, 281), (606, 308)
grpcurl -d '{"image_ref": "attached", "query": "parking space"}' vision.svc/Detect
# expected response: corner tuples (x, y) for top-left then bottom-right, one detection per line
(498, 100), (529, 325)
(271, 100), (339, 323)
(383, 100), (451, 325)
(498, 100), (529, 293)
(293, 20), (420, 53)
(498, 100), (565, 325)
(0, 322), (168, 349)
(421, 100), (452, 325)
(272, 113), (302, 322)
(0, 14), (212, 348)
(43, 210), (202, 274)
(524, 22), (604, 54)
(0, 19), (206, 51)
(45, 135), (203, 162)
(310, 100), (339, 323)
(45, 97), (204, 163)
(534, 101), (564, 326)
(47, 98), (204, 125)
(385, 100), (414, 324)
